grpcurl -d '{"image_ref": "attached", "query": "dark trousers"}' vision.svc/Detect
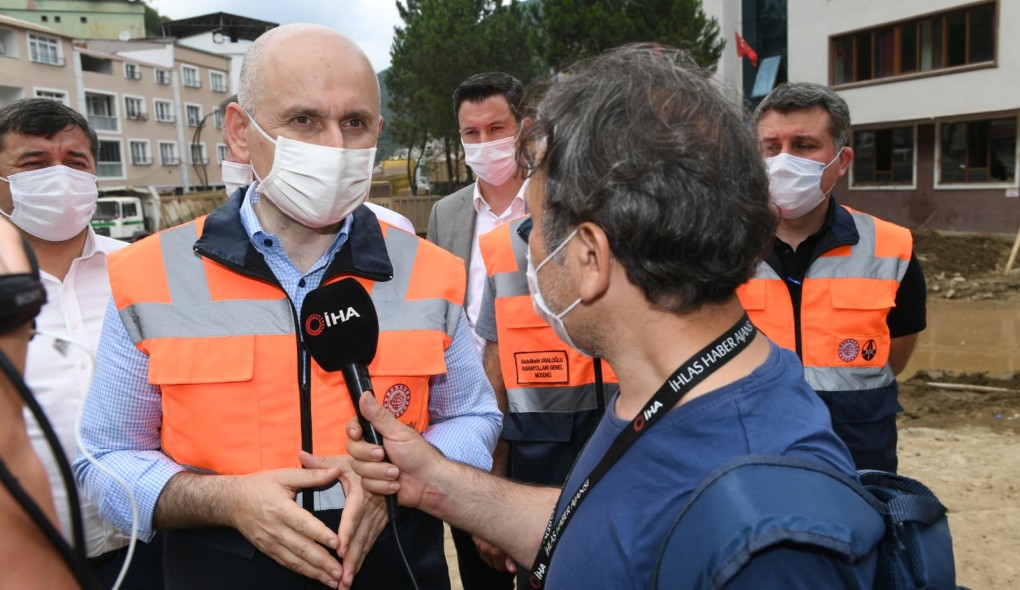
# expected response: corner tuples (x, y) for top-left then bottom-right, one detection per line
(90, 531), (166, 590)
(450, 526), (515, 590)
(832, 413), (899, 473)
(163, 507), (449, 590)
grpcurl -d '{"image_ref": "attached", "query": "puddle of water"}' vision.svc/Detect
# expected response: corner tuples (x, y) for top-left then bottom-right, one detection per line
(902, 299), (1020, 377)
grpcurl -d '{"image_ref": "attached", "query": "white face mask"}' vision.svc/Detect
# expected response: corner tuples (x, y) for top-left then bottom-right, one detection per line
(221, 160), (254, 196)
(526, 228), (591, 356)
(463, 134), (518, 186)
(764, 149), (843, 220)
(248, 114), (377, 228)
(0, 165), (98, 241)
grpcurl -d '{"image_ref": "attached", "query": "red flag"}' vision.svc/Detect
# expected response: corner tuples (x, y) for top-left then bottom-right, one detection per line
(735, 31), (759, 67)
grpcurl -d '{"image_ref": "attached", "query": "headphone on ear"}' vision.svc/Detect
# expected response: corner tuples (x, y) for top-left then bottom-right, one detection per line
(0, 235), (46, 335)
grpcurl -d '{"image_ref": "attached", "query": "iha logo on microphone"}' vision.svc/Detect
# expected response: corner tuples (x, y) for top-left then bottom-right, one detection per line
(304, 307), (363, 336)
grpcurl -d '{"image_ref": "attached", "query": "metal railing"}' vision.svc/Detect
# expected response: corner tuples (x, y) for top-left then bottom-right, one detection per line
(97, 162), (123, 178)
(87, 114), (118, 132)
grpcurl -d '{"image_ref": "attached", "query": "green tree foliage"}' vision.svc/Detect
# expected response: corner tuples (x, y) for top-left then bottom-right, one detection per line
(144, 5), (169, 38)
(529, 0), (725, 73)
(386, 0), (540, 188)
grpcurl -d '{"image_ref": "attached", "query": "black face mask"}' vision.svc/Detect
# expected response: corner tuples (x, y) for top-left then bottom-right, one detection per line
(0, 236), (46, 335)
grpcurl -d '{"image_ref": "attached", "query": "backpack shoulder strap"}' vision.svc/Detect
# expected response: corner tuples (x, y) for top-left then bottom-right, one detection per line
(653, 455), (885, 590)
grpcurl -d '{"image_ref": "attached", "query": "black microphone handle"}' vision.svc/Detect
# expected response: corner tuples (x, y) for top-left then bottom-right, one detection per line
(340, 363), (399, 523)
(341, 364), (384, 446)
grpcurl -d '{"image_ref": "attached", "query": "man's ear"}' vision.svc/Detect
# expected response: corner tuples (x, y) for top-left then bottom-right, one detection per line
(224, 103), (251, 163)
(836, 145), (854, 178)
(574, 221), (612, 304)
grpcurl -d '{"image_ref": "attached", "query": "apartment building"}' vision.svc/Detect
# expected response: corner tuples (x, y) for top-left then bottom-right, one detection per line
(0, 0), (146, 41)
(705, 0), (1018, 234)
(0, 14), (232, 193)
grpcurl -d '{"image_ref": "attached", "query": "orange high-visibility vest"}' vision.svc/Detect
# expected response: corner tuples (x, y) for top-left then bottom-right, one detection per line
(478, 218), (617, 422)
(108, 214), (465, 477)
(737, 206), (912, 395)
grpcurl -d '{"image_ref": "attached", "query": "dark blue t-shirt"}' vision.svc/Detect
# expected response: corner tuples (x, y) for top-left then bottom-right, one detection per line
(542, 344), (868, 589)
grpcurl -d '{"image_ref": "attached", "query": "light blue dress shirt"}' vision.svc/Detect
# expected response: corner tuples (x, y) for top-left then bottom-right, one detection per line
(73, 186), (501, 539)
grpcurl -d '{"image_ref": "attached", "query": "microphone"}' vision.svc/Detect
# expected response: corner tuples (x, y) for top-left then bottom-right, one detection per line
(300, 278), (394, 518)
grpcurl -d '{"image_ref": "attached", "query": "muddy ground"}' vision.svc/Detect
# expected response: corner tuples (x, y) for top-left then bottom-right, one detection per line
(896, 230), (1019, 589)
(446, 230), (1020, 589)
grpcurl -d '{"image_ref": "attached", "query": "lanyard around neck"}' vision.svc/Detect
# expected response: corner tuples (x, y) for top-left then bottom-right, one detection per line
(528, 314), (757, 588)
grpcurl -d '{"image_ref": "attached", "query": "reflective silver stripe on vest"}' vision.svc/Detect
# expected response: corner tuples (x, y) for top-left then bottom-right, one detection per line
(376, 225), (460, 338)
(507, 383), (608, 414)
(806, 210), (908, 282)
(751, 263), (781, 281)
(803, 365), (895, 392)
(296, 483), (345, 511)
(491, 217), (531, 298)
(120, 221), (459, 343)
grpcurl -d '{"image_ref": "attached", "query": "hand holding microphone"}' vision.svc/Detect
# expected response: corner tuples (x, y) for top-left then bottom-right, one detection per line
(300, 279), (392, 515)
(300, 279), (421, 589)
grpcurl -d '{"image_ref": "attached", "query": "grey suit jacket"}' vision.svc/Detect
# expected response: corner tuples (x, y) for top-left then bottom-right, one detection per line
(426, 183), (477, 283)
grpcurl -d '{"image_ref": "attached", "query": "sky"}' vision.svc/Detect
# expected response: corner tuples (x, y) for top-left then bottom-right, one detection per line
(147, 0), (403, 72)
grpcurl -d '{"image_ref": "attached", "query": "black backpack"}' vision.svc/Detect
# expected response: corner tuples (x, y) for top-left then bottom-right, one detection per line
(653, 455), (967, 590)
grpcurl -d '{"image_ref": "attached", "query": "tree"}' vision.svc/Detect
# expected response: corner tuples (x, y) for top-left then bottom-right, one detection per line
(530, 0), (725, 74)
(386, 0), (539, 192)
(144, 5), (169, 38)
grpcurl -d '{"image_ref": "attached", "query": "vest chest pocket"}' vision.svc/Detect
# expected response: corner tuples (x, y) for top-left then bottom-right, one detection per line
(146, 335), (262, 475)
(369, 330), (447, 433)
(146, 335), (256, 385)
(814, 279), (897, 367)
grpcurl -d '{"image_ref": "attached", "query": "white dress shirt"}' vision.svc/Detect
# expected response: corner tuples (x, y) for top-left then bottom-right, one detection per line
(23, 228), (128, 558)
(365, 201), (417, 234)
(466, 180), (528, 354)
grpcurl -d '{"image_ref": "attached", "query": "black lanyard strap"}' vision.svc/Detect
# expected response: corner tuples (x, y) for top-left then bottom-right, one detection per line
(528, 314), (757, 588)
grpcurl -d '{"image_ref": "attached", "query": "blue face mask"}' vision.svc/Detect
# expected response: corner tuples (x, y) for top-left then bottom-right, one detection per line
(525, 228), (590, 356)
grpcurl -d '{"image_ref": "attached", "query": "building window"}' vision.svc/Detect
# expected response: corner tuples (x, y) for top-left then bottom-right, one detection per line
(832, 2), (996, 85)
(190, 143), (209, 165)
(34, 89), (68, 104)
(186, 104), (202, 127)
(85, 92), (118, 132)
(939, 117), (1017, 185)
(124, 96), (146, 120)
(97, 140), (123, 178)
(155, 69), (170, 85)
(81, 17), (87, 24)
(210, 71), (228, 93)
(182, 65), (201, 88)
(28, 33), (63, 66)
(40, 15), (48, 23)
(213, 108), (225, 129)
(852, 127), (915, 186)
(154, 99), (175, 123)
(217, 143), (228, 164)
(125, 63), (141, 80)
(129, 140), (152, 165)
(159, 142), (180, 166)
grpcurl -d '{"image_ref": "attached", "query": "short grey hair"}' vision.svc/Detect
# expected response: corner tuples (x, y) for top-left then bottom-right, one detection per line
(753, 82), (852, 150)
(527, 43), (775, 313)
(237, 39), (265, 116)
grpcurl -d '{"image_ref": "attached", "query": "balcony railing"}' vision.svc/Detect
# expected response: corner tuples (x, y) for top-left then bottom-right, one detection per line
(126, 112), (148, 121)
(30, 53), (65, 66)
(162, 156), (181, 166)
(97, 162), (123, 178)
(132, 156), (152, 165)
(156, 114), (176, 123)
(87, 114), (118, 132)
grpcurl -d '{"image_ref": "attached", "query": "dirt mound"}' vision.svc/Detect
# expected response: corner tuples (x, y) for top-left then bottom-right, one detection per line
(899, 370), (1020, 433)
(913, 231), (1020, 301)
